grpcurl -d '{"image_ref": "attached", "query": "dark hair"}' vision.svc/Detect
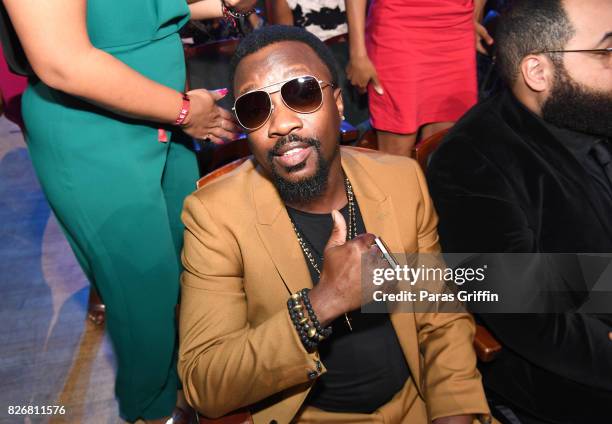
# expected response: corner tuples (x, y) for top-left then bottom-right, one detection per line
(229, 25), (339, 95)
(495, 0), (575, 85)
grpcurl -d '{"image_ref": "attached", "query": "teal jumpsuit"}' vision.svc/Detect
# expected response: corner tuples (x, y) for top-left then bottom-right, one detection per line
(21, 1), (198, 420)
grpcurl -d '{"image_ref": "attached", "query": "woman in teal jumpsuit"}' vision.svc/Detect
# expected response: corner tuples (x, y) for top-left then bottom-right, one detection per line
(4, 0), (253, 421)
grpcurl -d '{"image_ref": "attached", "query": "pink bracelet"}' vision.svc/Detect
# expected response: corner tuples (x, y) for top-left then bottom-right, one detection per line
(174, 93), (190, 126)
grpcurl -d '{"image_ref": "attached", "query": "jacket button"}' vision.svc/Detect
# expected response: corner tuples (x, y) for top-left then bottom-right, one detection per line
(307, 370), (318, 380)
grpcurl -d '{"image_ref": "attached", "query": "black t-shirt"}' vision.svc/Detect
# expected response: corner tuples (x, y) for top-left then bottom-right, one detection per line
(286, 201), (410, 413)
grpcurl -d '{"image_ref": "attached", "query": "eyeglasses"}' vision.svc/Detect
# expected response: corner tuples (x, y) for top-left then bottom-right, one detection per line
(542, 47), (612, 55)
(233, 75), (335, 131)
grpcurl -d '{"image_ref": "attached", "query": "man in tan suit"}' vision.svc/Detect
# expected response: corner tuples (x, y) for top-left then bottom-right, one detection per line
(179, 25), (490, 424)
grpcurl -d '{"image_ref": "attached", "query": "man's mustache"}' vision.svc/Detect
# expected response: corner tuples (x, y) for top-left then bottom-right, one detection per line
(269, 134), (321, 159)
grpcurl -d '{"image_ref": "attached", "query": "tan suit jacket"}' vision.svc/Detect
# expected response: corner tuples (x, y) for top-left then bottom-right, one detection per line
(179, 147), (489, 423)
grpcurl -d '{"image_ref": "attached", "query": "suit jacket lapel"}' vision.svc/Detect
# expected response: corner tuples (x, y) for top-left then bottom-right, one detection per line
(252, 166), (313, 296)
(342, 151), (423, 392)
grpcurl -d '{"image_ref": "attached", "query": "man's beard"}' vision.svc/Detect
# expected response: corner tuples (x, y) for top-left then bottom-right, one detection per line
(542, 64), (612, 138)
(267, 134), (331, 204)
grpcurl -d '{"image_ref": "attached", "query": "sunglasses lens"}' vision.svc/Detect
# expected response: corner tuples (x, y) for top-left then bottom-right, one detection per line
(235, 91), (271, 129)
(281, 76), (323, 113)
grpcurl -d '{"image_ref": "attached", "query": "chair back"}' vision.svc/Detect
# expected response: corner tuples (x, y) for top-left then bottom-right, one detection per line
(355, 129), (378, 150)
(196, 156), (249, 189)
(412, 129), (449, 171)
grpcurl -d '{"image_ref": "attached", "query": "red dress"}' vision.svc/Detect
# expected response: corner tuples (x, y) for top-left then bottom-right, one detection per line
(366, 0), (478, 134)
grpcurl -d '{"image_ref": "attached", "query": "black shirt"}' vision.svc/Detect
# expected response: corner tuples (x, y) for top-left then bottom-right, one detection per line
(286, 201), (410, 414)
(543, 121), (612, 205)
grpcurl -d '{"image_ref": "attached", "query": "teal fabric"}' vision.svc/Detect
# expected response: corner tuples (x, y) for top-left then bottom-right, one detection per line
(21, 1), (197, 420)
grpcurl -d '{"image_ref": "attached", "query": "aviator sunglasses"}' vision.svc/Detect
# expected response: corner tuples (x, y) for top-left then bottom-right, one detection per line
(233, 75), (335, 130)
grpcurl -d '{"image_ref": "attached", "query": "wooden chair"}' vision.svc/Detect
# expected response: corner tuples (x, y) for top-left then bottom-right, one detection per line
(355, 129), (378, 150)
(196, 156), (249, 189)
(356, 127), (448, 159)
(340, 120), (359, 145)
(413, 129), (449, 169)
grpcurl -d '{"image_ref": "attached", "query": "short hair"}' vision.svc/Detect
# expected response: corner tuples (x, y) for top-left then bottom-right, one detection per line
(495, 0), (575, 85)
(229, 25), (340, 95)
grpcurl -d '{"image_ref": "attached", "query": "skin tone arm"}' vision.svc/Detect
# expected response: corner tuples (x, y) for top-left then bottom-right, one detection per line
(344, 0), (383, 94)
(189, 0), (257, 20)
(3, 0), (242, 142)
(474, 0), (494, 54)
(267, 0), (294, 25)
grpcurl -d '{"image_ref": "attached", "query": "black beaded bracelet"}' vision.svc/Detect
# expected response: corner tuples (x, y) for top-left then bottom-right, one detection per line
(287, 295), (316, 351)
(300, 288), (332, 340)
(287, 290), (330, 351)
(221, 0), (255, 18)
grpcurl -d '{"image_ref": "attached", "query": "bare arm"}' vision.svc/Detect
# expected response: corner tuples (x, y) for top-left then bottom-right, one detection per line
(473, 0), (487, 22)
(189, 0), (257, 20)
(267, 0), (294, 25)
(344, 0), (382, 94)
(345, 0), (368, 59)
(473, 0), (493, 54)
(3, 0), (241, 141)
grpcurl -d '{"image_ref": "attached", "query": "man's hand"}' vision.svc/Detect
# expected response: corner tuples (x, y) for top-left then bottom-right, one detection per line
(308, 210), (384, 326)
(433, 415), (474, 424)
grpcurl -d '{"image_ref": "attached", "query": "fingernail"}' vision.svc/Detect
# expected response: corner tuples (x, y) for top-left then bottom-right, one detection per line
(217, 88), (229, 96)
(375, 87), (384, 95)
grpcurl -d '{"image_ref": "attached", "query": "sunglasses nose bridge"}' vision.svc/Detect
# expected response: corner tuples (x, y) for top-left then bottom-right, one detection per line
(266, 93), (304, 137)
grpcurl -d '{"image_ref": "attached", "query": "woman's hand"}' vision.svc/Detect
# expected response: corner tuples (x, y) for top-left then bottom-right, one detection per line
(475, 21), (494, 55)
(473, 0), (493, 55)
(224, 0), (257, 13)
(346, 54), (383, 95)
(182, 88), (241, 143)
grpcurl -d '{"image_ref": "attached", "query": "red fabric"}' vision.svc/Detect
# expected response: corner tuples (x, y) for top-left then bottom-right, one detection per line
(0, 45), (28, 129)
(366, 0), (478, 134)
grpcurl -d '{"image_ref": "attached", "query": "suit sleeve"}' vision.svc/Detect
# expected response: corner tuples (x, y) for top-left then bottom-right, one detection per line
(178, 195), (323, 418)
(411, 162), (490, 420)
(426, 137), (612, 391)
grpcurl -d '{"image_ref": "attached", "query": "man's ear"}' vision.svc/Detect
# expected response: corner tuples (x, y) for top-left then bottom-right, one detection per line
(334, 87), (344, 119)
(519, 54), (555, 93)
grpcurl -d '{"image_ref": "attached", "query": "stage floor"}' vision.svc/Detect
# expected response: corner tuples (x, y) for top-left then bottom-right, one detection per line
(0, 116), (120, 423)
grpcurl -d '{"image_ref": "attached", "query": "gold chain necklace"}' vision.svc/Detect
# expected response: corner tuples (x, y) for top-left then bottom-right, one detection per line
(290, 176), (356, 331)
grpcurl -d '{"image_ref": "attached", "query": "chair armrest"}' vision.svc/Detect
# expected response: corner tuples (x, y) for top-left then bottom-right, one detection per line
(474, 324), (502, 363)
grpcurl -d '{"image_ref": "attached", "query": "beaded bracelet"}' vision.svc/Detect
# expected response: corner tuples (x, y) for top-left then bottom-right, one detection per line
(300, 288), (332, 339)
(221, 0), (255, 28)
(287, 290), (331, 351)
